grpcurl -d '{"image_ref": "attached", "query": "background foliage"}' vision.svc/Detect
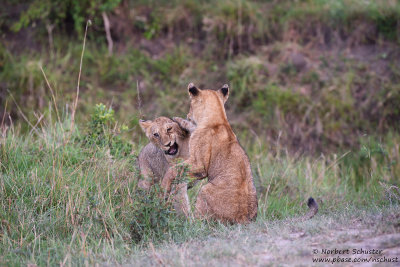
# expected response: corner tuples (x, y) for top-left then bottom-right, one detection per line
(1, 0), (400, 153)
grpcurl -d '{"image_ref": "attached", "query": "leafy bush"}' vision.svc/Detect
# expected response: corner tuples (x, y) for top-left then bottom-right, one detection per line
(130, 185), (185, 243)
(227, 56), (267, 107)
(12, 0), (121, 36)
(83, 103), (132, 157)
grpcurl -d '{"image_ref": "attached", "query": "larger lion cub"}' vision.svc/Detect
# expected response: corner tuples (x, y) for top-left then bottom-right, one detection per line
(162, 83), (258, 223)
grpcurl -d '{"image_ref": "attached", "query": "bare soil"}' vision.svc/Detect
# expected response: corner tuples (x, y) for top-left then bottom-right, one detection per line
(115, 206), (400, 266)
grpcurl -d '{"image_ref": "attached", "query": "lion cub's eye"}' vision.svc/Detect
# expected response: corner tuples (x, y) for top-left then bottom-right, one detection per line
(167, 127), (172, 133)
(153, 133), (159, 138)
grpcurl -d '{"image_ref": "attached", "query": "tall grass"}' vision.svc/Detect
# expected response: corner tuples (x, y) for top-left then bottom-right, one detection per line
(1, 105), (399, 265)
(0, 110), (199, 265)
(243, 132), (400, 219)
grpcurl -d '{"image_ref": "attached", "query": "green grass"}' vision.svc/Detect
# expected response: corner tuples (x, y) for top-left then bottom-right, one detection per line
(0, 115), (195, 265)
(1, 106), (399, 265)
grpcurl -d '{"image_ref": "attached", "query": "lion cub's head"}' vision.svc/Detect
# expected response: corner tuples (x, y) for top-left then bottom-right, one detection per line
(186, 83), (229, 124)
(139, 117), (189, 158)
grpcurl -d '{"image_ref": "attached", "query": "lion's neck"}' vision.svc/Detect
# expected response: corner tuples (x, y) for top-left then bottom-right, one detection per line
(196, 101), (228, 127)
(197, 114), (226, 127)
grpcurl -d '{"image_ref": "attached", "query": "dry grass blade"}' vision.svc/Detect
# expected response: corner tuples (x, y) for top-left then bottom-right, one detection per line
(39, 65), (63, 132)
(137, 80), (143, 119)
(1, 99), (8, 129)
(70, 19), (91, 133)
(149, 242), (165, 266)
(29, 112), (44, 136)
(102, 11), (113, 55)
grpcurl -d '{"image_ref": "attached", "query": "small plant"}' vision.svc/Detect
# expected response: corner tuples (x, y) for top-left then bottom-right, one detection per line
(227, 56), (266, 107)
(253, 84), (307, 119)
(84, 103), (132, 157)
(130, 184), (184, 243)
(144, 16), (161, 40)
(341, 137), (393, 188)
(171, 161), (192, 185)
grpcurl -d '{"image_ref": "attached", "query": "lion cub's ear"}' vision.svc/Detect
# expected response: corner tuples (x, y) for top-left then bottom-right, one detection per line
(188, 82), (200, 98)
(218, 84), (229, 103)
(139, 119), (152, 133)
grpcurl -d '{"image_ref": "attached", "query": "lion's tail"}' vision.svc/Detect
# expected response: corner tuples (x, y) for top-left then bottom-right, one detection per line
(300, 197), (318, 221)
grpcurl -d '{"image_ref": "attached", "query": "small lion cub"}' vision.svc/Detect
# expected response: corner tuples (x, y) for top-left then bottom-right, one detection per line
(138, 116), (195, 216)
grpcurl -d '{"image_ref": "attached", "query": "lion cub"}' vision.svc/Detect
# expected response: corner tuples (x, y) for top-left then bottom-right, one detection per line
(162, 83), (258, 223)
(138, 116), (195, 215)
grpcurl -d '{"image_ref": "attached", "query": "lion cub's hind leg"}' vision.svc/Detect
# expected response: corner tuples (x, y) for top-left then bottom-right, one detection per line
(194, 185), (213, 220)
(137, 166), (154, 190)
(194, 183), (249, 224)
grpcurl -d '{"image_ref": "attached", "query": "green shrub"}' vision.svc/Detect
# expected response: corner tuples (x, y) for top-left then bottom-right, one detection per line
(253, 84), (308, 120)
(12, 0), (121, 36)
(130, 185), (185, 243)
(227, 56), (267, 107)
(83, 103), (132, 158)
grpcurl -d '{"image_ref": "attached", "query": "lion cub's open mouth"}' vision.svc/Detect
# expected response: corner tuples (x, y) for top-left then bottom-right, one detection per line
(165, 143), (179, 156)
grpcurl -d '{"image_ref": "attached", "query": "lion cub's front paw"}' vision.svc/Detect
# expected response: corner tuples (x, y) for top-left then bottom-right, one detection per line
(172, 117), (196, 133)
(161, 177), (172, 194)
(161, 167), (177, 194)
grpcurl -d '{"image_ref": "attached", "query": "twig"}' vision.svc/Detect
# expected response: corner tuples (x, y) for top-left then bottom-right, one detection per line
(136, 80), (143, 118)
(1, 99), (8, 138)
(102, 12), (113, 55)
(149, 242), (165, 266)
(325, 151), (351, 172)
(61, 229), (77, 267)
(237, 0), (242, 53)
(46, 23), (55, 60)
(29, 112), (44, 137)
(70, 19), (91, 133)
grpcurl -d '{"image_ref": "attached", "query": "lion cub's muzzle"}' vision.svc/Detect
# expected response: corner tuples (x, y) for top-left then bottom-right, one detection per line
(164, 142), (179, 156)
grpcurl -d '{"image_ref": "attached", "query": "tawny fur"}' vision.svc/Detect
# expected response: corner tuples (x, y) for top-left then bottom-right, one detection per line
(161, 83), (258, 224)
(138, 116), (195, 216)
